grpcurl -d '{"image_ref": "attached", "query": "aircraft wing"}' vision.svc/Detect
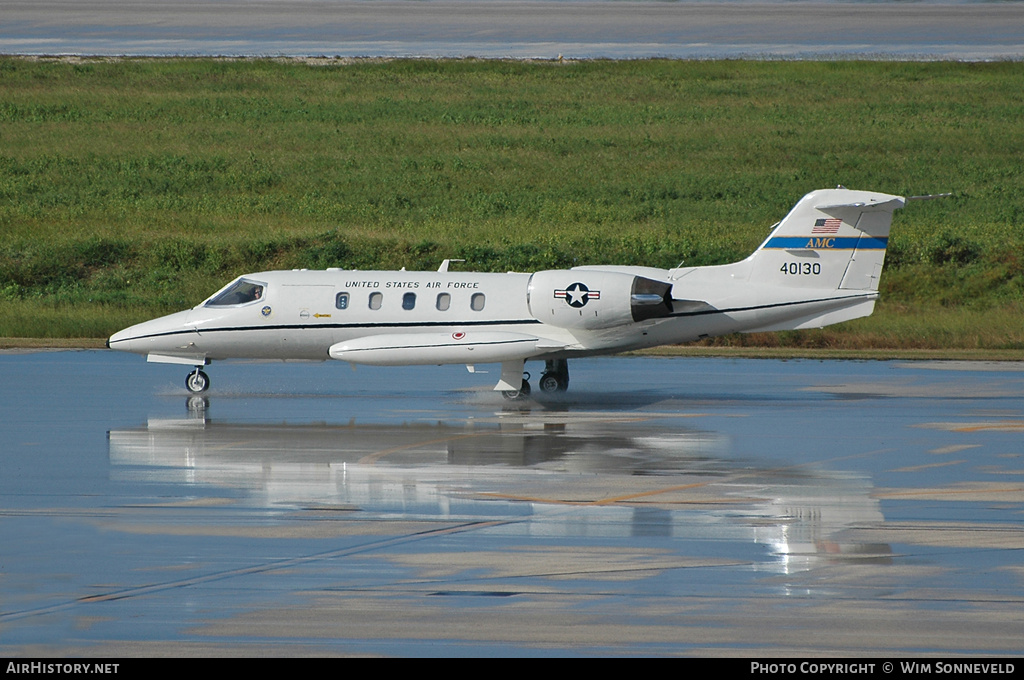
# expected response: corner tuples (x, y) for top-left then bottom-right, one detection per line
(328, 331), (565, 366)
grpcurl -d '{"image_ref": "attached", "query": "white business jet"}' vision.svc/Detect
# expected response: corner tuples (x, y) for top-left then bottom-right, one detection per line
(107, 188), (915, 398)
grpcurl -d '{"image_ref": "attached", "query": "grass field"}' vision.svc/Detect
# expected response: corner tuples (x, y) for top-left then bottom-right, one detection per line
(1, 57), (1022, 349)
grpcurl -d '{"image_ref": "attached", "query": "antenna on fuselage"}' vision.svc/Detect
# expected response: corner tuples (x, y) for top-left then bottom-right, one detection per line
(437, 259), (465, 273)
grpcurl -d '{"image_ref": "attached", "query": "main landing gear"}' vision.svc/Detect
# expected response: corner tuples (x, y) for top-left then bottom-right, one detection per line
(501, 360), (570, 400)
(502, 372), (531, 401)
(185, 367), (210, 394)
(538, 359), (569, 394)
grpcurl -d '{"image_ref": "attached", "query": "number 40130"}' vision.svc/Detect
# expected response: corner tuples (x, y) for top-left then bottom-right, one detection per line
(781, 262), (821, 275)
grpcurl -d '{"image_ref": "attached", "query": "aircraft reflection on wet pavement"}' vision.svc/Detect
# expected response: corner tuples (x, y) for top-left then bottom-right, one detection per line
(108, 411), (891, 573)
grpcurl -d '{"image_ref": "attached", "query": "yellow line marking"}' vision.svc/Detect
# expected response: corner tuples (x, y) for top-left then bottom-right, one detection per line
(589, 482), (712, 506)
(874, 487), (1024, 499)
(481, 448), (897, 507)
(357, 433), (489, 464)
(953, 421), (1024, 432)
(892, 460), (967, 473)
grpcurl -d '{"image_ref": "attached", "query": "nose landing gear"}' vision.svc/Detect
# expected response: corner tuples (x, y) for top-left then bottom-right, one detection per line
(185, 367), (210, 394)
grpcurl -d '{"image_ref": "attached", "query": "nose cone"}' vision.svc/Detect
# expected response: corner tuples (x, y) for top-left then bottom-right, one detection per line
(106, 325), (140, 353)
(107, 309), (198, 357)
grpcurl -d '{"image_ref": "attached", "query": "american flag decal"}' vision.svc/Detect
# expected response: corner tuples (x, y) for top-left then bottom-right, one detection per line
(812, 218), (842, 234)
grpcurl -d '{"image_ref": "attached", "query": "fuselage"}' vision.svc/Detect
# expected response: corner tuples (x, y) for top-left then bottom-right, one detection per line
(107, 188), (910, 394)
(110, 269), (538, 362)
(107, 264), (876, 366)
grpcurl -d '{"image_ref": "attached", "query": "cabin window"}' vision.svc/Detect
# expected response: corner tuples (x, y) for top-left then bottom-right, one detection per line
(206, 279), (265, 307)
(471, 292), (486, 311)
(436, 293), (451, 311)
(335, 292), (349, 310)
(402, 292), (416, 310)
(369, 292), (383, 310)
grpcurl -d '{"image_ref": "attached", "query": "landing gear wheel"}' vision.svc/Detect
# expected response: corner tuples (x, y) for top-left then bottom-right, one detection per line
(185, 369), (210, 394)
(501, 379), (532, 401)
(540, 359), (570, 393)
(539, 372), (568, 393)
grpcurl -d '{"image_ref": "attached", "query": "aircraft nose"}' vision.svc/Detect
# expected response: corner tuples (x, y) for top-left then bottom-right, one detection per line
(106, 309), (197, 356)
(107, 325), (137, 353)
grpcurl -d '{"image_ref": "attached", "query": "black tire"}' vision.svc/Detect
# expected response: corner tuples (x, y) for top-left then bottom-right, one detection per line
(185, 369), (210, 394)
(501, 379), (531, 400)
(539, 373), (561, 393)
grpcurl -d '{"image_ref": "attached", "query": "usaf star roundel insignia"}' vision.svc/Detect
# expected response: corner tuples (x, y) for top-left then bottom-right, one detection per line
(554, 282), (601, 308)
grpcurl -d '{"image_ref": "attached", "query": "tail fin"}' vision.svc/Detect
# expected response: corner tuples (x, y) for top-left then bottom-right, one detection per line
(748, 188), (905, 291)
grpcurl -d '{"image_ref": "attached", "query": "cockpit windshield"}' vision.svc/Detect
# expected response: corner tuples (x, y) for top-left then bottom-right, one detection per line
(205, 279), (265, 307)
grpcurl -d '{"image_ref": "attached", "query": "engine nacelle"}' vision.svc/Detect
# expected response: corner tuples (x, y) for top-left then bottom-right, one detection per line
(528, 270), (673, 330)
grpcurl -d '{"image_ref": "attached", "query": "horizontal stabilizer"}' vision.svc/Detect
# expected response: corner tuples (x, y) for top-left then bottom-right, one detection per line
(907, 193), (953, 202)
(329, 332), (563, 366)
(815, 197), (905, 213)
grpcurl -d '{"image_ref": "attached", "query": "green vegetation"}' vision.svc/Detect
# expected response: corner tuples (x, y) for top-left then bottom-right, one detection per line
(1, 56), (1022, 350)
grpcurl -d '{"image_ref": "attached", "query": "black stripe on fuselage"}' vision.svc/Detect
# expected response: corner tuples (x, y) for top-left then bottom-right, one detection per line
(666, 293), (876, 319)
(116, 318), (544, 343)
(114, 294), (874, 344)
